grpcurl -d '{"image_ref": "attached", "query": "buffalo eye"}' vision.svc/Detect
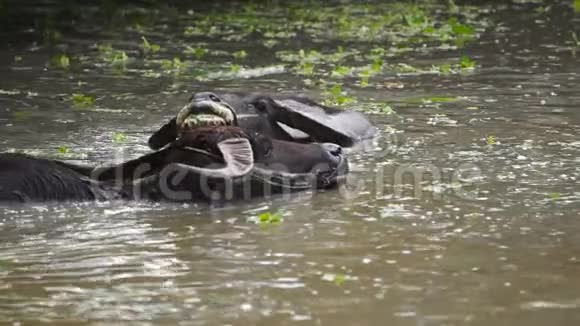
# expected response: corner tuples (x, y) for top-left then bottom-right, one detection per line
(209, 94), (221, 102)
(254, 98), (269, 112)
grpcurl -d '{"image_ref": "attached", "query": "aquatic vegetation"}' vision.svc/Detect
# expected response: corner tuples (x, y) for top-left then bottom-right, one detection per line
(258, 211), (282, 225)
(322, 273), (349, 286)
(576, 0), (580, 12)
(486, 135), (497, 145)
(141, 36), (160, 54)
(98, 44), (129, 70)
(72, 93), (95, 108)
(460, 56), (476, 70)
(248, 211), (283, 226)
(424, 97), (459, 103)
(230, 64), (242, 73)
(330, 66), (351, 79)
(160, 57), (188, 74)
(112, 132), (127, 143)
(323, 84), (356, 106)
(232, 50), (248, 60)
(549, 192), (562, 200)
(184, 46), (207, 59)
(57, 146), (70, 155)
(51, 54), (70, 69)
(377, 104), (396, 115)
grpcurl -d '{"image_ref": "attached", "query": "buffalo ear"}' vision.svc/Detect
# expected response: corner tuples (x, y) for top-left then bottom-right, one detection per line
(172, 138), (254, 179)
(148, 118), (178, 150)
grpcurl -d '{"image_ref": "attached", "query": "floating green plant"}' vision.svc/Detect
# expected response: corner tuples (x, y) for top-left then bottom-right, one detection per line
(57, 146), (70, 155)
(486, 135), (497, 145)
(72, 93), (95, 108)
(258, 211), (283, 225)
(184, 46), (207, 59)
(323, 84), (356, 106)
(141, 36), (160, 54)
(230, 64), (242, 73)
(51, 54), (70, 69)
(160, 57), (187, 74)
(548, 192), (562, 200)
(460, 56), (476, 69)
(232, 50), (248, 60)
(330, 65), (351, 78)
(112, 132), (128, 143)
(98, 44), (129, 70)
(322, 273), (348, 286)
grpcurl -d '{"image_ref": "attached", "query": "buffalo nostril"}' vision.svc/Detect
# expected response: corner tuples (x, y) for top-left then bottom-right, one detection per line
(331, 146), (342, 157)
(321, 143), (342, 157)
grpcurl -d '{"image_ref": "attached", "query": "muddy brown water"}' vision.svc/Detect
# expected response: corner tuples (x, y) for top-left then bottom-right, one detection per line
(1, 1), (580, 325)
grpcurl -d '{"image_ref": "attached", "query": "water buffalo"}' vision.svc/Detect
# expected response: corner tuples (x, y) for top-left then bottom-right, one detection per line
(148, 91), (377, 150)
(0, 126), (347, 203)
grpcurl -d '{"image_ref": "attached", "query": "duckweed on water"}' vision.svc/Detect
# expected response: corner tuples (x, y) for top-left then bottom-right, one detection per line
(232, 50), (248, 60)
(323, 84), (357, 107)
(57, 146), (70, 155)
(30, 2), (489, 96)
(248, 211), (283, 226)
(72, 93), (95, 108)
(322, 273), (348, 286)
(141, 36), (160, 54)
(184, 46), (207, 59)
(51, 54), (70, 69)
(112, 132), (128, 143)
(98, 44), (129, 70)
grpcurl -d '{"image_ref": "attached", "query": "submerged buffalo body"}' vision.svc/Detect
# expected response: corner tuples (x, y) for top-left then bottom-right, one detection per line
(149, 92), (377, 150)
(0, 127), (347, 203)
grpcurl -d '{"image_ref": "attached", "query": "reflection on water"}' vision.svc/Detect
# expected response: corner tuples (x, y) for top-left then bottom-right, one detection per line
(1, 1), (580, 325)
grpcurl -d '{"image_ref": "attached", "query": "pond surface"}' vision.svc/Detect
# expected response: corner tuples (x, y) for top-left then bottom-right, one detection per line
(1, 1), (580, 325)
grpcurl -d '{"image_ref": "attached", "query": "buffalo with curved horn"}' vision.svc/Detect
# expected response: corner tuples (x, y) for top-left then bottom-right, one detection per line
(0, 126), (347, 203)
(149, 92), (377, 150)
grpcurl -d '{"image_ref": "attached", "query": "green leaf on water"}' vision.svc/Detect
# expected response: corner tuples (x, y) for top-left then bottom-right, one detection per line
(549, 192), (562, 200)
(184, 46), (207, 59)
(381, 105), (395, 115)
(58, 146), (70, 155)
(331, 65), (351, 78)
(230, 64), (242, 73)
(98, 44), (129, 70)
(141, 36), (161, 54)
(233, 50), (248, 60)
(322, 273), (348, 286)
(51, 54), (70, 69)
(72, 93), (95, 108)
(460, 56), (476, 69)
(257, 211), (283, 225)
(112, 132), (127, 143)
(424, 96), (458, 103)
(333, 274), (346, 286)
(298, 62), (314, 75)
